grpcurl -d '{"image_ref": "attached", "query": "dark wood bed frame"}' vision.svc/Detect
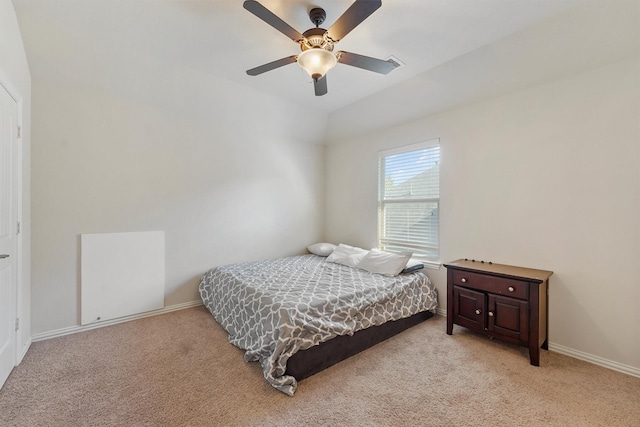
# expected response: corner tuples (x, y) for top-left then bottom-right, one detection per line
(285, 310), (434, 381)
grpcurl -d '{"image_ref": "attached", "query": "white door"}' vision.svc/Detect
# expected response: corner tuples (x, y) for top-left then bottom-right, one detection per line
(0, 83), (18, 389)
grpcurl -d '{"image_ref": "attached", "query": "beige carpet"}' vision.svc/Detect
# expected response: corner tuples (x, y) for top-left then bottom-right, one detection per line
(1, 306), (638, 426)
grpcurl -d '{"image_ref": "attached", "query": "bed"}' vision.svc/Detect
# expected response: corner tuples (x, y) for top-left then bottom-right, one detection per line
(199, 252), (438, 396)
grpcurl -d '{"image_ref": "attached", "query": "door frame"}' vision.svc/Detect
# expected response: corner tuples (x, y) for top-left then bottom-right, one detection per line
(0, 66), (26, 376)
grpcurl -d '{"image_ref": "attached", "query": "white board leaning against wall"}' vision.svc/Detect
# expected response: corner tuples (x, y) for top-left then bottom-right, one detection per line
(81, 231), (165, 325)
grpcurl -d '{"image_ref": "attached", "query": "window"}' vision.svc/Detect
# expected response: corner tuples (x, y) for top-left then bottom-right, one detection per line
(378, 140), (440, 264)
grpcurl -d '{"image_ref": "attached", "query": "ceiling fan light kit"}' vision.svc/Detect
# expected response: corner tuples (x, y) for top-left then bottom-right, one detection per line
(243, 0), (398, 96)
(297, 48), (337, 81)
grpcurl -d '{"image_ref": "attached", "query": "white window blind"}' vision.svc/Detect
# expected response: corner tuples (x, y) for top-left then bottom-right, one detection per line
(378, 140), (440, 261)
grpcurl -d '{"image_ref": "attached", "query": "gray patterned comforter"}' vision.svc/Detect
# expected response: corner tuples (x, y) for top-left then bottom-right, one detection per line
(199, 254), (438, 395)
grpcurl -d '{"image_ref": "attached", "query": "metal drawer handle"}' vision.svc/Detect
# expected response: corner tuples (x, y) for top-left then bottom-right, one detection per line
(508, 286), (514, 292)
(488, 311), (494, 317)
(475, 309), (481, 315)
(0, 254), (9, 259)
(461, 278), (467, 283)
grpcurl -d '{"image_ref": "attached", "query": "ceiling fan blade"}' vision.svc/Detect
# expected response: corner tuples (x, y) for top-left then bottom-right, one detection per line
(314, 76), (328, 96)
(327, 0), (382, 42)
(337, 51), (397, 74)
(246, 55), (298, 76)
(243, 1), (304, 42)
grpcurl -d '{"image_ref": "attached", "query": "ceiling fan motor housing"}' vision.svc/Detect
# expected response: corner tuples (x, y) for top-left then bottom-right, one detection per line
(301, 28), (333, 52)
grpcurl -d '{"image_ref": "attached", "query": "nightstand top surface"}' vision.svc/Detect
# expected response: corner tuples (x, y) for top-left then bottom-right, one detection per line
(444, 259), (553, 282)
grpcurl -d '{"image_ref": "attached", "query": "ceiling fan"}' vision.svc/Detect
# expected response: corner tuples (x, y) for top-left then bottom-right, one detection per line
(243, 0), (399, 96)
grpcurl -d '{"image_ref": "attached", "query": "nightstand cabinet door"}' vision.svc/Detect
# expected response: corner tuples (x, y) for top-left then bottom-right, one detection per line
(453, 285), (486, 333)
(488, 294), (529, 342)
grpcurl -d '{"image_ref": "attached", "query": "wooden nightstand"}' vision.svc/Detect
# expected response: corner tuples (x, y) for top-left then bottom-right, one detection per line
(444, 259), (553, 366)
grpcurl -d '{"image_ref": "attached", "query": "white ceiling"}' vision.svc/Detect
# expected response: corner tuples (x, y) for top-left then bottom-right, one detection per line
(14, 0), (590, 113)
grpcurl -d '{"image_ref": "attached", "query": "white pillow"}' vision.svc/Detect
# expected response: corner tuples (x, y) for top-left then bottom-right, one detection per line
(356, 249), (413, 276)
(306, 242), (337, 257)
(326, 244), (368, 268)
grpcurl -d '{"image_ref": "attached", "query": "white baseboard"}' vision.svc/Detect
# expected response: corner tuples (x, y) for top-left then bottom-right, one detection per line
(31, 300), (203, 342)
(17, 338), (31, 363)
(549, 342), (640, 378)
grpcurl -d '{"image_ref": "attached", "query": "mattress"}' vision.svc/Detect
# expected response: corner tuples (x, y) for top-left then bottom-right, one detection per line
(199, 254), (438, 395)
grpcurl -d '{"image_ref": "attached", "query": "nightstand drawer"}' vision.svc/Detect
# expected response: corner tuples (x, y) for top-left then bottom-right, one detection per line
(452, 270), (529, 300)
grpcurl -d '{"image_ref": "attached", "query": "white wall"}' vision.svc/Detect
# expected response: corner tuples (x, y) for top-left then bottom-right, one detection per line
(30, 58), (326, 334)
(0, 0), (31, 360)
(325, 55), (640, 371)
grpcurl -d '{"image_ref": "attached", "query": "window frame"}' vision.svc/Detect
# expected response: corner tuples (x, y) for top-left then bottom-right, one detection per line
(377, 139), (441, 269)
